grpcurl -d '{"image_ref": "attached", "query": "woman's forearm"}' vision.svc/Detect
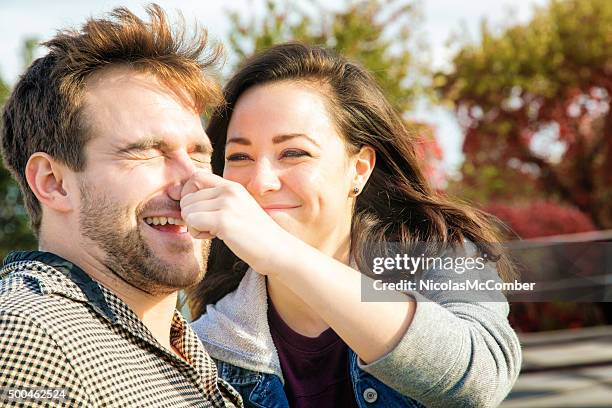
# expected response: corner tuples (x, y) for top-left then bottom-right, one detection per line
(256, 235), (416, 364)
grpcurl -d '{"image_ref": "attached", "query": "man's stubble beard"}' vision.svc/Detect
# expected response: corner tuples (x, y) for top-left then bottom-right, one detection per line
(78, 182), (210, 294)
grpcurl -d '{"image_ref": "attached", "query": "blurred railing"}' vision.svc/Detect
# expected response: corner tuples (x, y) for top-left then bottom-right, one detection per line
(505, 230), (612, 310)
(522, 230), (612, 244)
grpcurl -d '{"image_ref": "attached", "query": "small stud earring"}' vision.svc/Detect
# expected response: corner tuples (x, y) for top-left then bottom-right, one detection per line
(352, 186), (360, 195)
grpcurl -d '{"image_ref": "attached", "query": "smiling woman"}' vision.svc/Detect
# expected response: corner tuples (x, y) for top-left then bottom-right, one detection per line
(186, 43), (521, 408)
(223, 80), (362, 250)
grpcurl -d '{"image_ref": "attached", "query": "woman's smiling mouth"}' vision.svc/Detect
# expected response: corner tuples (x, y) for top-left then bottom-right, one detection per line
(261, 205), (300, 213)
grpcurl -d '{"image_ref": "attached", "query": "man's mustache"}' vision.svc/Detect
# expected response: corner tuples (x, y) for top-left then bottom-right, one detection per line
(136, 198), (181, 218)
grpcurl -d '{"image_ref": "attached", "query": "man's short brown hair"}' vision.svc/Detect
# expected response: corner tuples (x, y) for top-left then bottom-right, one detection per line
(1, 4), (222, 233)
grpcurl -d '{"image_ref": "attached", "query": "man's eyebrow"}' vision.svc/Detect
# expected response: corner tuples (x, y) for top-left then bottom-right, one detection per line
(116, 137), (212, 154)
(226, 134), (320, 147)
(116, 137), (168, 154)
(190, 140), (213, 154)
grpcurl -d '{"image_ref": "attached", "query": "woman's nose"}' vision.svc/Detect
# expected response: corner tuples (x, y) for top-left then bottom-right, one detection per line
(246, 160), (281, 196)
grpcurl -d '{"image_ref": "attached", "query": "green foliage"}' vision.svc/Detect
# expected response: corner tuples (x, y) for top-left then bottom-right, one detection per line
(0, 40), (38, 259)
(437, 0), (612, 104)
(437, 0), (612, 228)
(0, 166), (36, 259)
(226, 0), (424, 113)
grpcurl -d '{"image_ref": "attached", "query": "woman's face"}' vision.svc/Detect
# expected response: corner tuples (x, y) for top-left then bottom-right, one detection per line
(224, 81), (358, 253)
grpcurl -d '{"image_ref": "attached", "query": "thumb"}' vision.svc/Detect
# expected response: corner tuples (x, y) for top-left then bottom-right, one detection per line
(188, 225), (215, 240)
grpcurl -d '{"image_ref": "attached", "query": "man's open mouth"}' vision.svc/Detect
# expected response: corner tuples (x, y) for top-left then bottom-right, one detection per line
(144, 216), (188, 234)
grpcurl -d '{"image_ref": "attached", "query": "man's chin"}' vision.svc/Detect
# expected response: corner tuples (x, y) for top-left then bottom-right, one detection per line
(131, 224), (208, 289)
(152, 274), (203, 294)
(139, 257), (204, 293)
(155, 243), (198, 262)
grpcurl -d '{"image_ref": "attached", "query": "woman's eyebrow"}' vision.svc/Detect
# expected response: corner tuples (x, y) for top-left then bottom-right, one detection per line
(272, 133), (321, 147)
(226, 136), (251, 146)
(226, 133), (321, 147)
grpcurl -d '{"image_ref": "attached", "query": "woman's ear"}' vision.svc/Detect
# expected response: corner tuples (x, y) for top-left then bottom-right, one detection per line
(352, 145), (376, 194)
(25, 152), (75, 213)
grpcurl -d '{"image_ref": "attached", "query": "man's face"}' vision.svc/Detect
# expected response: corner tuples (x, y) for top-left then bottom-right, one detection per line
(77, 68), (212, 294)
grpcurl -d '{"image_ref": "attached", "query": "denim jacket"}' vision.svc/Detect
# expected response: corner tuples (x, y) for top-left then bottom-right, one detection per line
(193, 250), (521, 408)
(213, 350), (426, 408)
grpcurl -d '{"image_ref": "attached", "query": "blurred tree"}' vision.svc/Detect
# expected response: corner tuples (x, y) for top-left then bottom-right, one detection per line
(227, 0), (424, 112)
(0, 38), (39, 259)
(21, 37), (39, 71)
(437, 0), (612, 228)
(225, 0), (445, 184)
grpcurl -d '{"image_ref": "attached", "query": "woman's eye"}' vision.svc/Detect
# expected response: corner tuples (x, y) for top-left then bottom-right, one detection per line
(226, 153), (251, 161)
(281, 149), (310, 159)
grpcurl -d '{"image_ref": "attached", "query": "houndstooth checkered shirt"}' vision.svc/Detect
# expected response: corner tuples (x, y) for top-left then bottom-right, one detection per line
(0, 251), (242, 407)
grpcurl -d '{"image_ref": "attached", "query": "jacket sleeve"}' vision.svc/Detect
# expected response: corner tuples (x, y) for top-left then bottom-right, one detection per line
(358, 244), (522, 408)
(0, 312), (91, 407)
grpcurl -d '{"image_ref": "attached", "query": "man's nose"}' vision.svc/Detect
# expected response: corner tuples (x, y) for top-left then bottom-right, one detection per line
(246, 160), (281, 196)
(167, 152), (205, 201)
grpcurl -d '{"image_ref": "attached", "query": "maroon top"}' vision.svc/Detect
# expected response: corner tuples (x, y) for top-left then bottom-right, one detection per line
(268, 300), (359, 408)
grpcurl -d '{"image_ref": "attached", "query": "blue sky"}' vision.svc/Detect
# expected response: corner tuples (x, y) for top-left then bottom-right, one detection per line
(0, 0), (547, 174)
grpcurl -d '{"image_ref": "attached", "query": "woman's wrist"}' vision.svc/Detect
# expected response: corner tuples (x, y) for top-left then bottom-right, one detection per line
(248, 225), (306, 278)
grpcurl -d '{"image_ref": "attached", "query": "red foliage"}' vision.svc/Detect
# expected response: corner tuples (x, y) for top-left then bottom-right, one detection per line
(484, 201), (596, 239)
(410, 121), (446, 189)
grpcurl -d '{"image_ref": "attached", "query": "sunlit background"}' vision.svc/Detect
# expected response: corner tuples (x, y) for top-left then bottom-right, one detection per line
(1, 1), (610, 406)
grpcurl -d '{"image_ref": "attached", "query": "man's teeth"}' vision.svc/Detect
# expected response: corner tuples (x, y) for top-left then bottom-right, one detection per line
(144, 216), (185, 226)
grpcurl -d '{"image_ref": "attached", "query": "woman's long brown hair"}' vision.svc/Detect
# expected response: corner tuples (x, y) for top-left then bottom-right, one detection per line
(187, 43), (514, 319)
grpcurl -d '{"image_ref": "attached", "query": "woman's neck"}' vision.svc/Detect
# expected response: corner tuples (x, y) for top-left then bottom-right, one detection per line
(266, 234), (351, 338)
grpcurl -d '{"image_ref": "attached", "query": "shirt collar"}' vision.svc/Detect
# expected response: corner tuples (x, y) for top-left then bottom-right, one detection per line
(3, 250), (119, 323)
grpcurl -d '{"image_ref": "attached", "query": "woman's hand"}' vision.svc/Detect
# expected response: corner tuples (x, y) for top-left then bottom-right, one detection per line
(179, 171), (293, 275)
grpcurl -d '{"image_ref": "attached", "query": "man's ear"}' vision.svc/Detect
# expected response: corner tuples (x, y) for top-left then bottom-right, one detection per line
(25, 153), (75, 213)
(352, 145), (376, 192)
